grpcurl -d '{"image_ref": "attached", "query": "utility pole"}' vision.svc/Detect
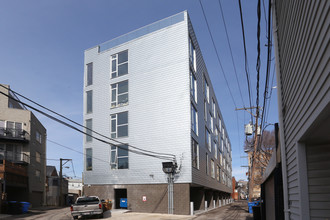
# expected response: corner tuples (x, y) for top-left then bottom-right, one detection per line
(59, 158), (71, 206)
(236, 106), (260, 202)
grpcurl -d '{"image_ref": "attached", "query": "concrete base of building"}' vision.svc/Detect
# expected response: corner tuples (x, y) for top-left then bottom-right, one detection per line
(83, 183), (231, 215)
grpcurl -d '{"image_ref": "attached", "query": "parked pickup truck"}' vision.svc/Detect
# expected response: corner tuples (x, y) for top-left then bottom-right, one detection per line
(70, 196), (104, 219)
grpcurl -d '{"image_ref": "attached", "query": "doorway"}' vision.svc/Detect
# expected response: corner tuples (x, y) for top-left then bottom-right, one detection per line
(114, 188), (127, 209)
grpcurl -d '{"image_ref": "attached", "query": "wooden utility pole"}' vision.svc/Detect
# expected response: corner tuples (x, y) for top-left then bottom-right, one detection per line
(235, 106), (260, 202)
(59, 158), (71, 206)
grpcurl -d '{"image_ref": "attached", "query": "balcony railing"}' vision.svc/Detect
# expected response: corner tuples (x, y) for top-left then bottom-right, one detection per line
(0, 152), (30, 164)
(0, 128), (29, 142)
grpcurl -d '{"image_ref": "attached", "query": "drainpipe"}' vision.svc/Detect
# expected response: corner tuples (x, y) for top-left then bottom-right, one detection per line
(271, 0), (289, 219)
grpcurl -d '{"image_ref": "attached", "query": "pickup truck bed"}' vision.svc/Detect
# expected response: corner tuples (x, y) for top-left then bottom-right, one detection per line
(71, 196), (104, 219)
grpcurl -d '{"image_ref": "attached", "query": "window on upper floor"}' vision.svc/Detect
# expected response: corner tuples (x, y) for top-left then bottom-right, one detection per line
(86, 119), (92, 142)
(212, 99), (215, 116)
(190, 70), (197, 103)
(204, 100), (207, 121)
(86, 90), (93, 114)
(211, 159), (215, 178)
(217, 165), (220, 182)
(35, 169), (41, 181)
(206, 128), (211, 152)
(110, 144), (129, 169)
(86, 62), (93, 86)
(110, 112), (128, 138)
(36, 131), (42, 143)
(214, 141), (217, 159)
(206, 153), (209, 175)
(191, 104), (198, 135)
(111, 80), (128, 108)
(111, 50), (128, 78)
(36, 152), (41, 163)
(189, 37), (196, 71)
(204, 79), (209, 103)
(192, 138), (199, 169)
(210, 113), (213, 133)
(86, 148), (92, 171)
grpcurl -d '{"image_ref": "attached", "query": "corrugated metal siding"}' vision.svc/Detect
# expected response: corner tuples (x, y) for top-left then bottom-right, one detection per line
(306, 144), (330, 219)
(274, 0), (330, 219)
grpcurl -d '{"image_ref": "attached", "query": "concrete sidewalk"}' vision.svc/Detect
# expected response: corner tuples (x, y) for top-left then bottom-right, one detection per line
(108, 210), (192, 220)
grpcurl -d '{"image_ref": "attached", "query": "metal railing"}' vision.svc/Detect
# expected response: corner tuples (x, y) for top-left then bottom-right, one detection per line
(0, 152), (30, 164)
(0, 128), (29, 141)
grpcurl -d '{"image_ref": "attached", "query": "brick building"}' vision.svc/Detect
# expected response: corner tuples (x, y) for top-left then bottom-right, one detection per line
(82, 11), (232, 215)
(0, 84), (46, 208)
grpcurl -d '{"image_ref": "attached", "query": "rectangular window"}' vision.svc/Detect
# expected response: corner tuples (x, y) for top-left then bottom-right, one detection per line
(36, 169), (41, 181)
(110, 145), (129, 169)
(210, 113), (213, 132)
(86, 62), (93, 86)
(204, 100), (207, 121)
(36, 152), (41, 163)
(86, 119), (92, 142)
(86, 90), (93, 113)
(206, 128), (211, 151)
(212, 99), (216, 116)
(204, 79), (209, 103)
(214, 141), (217, 159)
(206, 153), (209, 175)
(217, 165), (220, 181)
(111, 50), (128, 78)
(211, 159), (215, 178)
(192, 138), (199, 169)
(220, 152), (223, 166)
(190, 70), (197, 103)
(36, 131), (42, 143)
(86, 148), (92, 171)
(111, 112), (128, 138)
(189, 37), (196, 70)
(191, 105), (198, 135)
(111, 80), (128, 108)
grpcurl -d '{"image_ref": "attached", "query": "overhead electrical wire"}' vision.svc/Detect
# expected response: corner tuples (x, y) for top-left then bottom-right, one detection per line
(238, 0), (254, 123)
(199, 0), (238, 108)
(217, 0), (246, 108)
(0, 88), (175, 162)
(0, 84), (175, 161)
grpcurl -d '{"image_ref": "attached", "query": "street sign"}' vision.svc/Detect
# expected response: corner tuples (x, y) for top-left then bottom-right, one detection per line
(142, 196), (146, 202)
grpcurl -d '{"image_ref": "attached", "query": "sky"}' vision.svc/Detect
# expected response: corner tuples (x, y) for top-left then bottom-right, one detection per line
(0, 0), (278, 181)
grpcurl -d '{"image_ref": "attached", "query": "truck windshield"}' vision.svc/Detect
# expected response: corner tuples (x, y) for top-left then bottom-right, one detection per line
(76, 197), (99, 204)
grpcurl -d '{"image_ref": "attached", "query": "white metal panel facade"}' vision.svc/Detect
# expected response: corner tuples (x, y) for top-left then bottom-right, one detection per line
(83, 11), (232, 191)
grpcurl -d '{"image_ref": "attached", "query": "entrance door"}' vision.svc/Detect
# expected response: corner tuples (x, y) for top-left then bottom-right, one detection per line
(114, 189), (127, 209)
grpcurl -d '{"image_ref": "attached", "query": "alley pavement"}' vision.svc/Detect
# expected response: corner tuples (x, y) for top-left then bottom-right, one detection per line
(0, 200), (253, 220)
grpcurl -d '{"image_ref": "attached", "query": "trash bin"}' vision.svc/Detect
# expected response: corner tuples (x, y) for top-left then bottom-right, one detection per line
(248, 202), (254, 213)
(20, 202), (30, 213)
(8, 201), (22, 214)
(252, 206), (261, 220)
(120, 198), (127, 208)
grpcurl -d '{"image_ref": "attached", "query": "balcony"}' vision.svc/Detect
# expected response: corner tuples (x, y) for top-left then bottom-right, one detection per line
(0, 128), (29, 142)
(0, 152), (30, 165)
(0, 160), (29, 187)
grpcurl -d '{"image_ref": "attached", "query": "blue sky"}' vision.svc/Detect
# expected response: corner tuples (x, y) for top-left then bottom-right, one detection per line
(0, 0), (278, 181)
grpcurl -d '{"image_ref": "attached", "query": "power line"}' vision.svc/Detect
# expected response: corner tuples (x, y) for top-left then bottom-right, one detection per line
(0, 89), (175, 161)
(0, 84), (175, 159)
(238, 0), (254, 123)
(217, 0), (246, 107)
(199, 0), (238, 108)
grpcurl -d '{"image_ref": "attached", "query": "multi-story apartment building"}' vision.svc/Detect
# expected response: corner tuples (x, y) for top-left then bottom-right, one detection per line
(83, 11), (232, 215)
(0, 84), (46, 208)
